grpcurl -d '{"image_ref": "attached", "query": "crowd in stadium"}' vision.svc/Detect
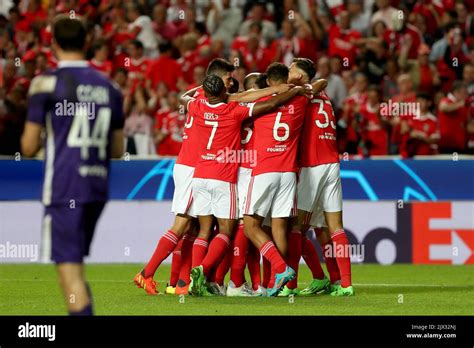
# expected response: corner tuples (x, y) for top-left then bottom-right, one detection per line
(0, 0), (473, 157)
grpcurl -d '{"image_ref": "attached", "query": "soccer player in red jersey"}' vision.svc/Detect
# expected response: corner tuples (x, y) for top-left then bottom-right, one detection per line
(135, 59), (296, 295)
(227, 73), (265, 297)
(289, 58), (354, 296)
(186, 74), (307, 297)
(243, 62), (310, 296)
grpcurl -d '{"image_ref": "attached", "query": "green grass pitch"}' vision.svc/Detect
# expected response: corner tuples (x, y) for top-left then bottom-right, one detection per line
(0, 264), (473, 315)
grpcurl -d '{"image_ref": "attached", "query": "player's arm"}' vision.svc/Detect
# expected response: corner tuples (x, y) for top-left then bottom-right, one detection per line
(309, 79), (328, 95)
(251, 86), (306, 117)
(179, 85), (201, 111)
(439, 99), (465, 113)
(22, 75), (56, 157)
(228, 84), (294, 103)
(21, 122), (43, 157)
(111, 129), (124, 158)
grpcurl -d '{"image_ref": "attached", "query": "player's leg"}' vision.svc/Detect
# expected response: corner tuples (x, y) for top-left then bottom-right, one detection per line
(136, 164), (196, 290)
(322, 163), (353, 296)
(57, 263), (92, 315)
(166, 239), (183, 295)
(247, 243), (264, 294)
(244, 214), (294, 296)
(137, 214), (191, 292)
(261, 224), (272, 289)
(315, 226), (341, 286)
(228, 166), (253, 294)
(298, 212), (330, 296)
(176, 227), (198, 295)
(48, 201), (104, 314)
(190, 180), (238, 296)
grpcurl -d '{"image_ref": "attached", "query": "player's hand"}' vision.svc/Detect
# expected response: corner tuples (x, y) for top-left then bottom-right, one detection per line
(293, 86), (308, 96)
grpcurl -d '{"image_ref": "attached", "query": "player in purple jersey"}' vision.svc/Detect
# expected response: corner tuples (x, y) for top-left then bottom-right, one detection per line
(21, 17), (124, 316)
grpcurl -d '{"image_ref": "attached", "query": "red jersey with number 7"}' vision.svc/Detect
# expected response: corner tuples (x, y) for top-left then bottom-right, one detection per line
(252, 95), (308, 176)
(176, 87), (204, 167)
(299, 91), (339, 167)
(190, 98), (255, 183)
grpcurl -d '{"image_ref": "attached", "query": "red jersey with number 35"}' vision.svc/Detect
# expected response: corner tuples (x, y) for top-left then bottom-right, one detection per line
(190, 99), (255, 183)
(252, 95), (308, 176)
(299, 92), (339, 167)
(240, 119), (255, 169)
(176, 88), (204, 167)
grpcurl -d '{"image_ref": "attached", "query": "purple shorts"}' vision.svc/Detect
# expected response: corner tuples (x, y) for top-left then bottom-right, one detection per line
(43, 202), (105, 263)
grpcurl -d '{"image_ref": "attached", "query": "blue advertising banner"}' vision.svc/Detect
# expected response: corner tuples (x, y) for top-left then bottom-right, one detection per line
(0, 159), (473, 201)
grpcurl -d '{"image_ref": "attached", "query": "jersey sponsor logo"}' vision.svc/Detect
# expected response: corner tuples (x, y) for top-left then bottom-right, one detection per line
(78, 165), (108, 178)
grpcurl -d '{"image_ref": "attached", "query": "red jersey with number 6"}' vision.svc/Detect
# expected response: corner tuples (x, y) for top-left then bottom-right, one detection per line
(252, 95), (308, 176)
(299, 91), (339, 167)
(190, 99), (255, 183)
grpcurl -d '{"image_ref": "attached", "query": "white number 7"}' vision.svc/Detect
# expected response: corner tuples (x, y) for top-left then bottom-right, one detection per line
(205, 120), (218, 150)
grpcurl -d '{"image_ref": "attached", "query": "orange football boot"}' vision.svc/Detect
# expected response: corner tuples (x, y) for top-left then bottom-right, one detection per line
(134, 271), (159, 295)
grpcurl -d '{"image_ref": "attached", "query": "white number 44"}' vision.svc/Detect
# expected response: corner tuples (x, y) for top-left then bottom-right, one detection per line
(67, 107), (111, 160)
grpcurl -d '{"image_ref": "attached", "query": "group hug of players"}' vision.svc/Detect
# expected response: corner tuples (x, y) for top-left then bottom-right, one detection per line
(134, 57), (354, 297)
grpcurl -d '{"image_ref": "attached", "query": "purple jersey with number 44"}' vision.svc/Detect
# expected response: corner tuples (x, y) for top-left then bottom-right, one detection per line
(27, 61), (124, 206)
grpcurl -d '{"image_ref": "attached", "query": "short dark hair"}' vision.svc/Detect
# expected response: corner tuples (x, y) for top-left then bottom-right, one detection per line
(255, 73), (269, 89)
(229, 77), (240, 94)
(53, 17), (86, 52)
(91, 39), (107, 54)
(244, 73), (260, 91)
(158, 42), (172, 54)
(416, 91), (431, 100)
(266, 62), (289, 83)
(293, 58), (316, 81)
(130, 39), (144, 50)
(203, 74), (225, 97)
(206, 58), (235, 77)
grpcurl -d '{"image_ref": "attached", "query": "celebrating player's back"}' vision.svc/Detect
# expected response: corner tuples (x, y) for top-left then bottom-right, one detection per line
(21, 17), (124, 315)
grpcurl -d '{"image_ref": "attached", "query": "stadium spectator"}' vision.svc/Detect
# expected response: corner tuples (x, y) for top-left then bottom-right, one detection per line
(154, 92), (185, 156)
(124, 87), (154, 156)
(437, 81), (469, 154)
(400, 92), (439, 157)
(89, 40), (112, 77)
(0, 0), (472, 158)
(315, 56), (347, 112)
(126, 2), (158, 57)
(239, 2), (277, 43)
(206, 0), (243, 48)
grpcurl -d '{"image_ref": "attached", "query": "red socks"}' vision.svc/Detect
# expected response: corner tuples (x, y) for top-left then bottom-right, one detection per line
(230, 224), (249, 287)
(215, 247), (232, 285)
(178, 234), (195, 286)
(332, 229), (352, 287)
(247, 244), (261, 290)
(169, 239), (183, 286)
(201, 233), (231, 275)
(286, 230), (303, 289)
(321, 240), (341, 283)
(192, 237), (209, 268)
(144, 230), (179, 278)
(262, 257), (271, 288)
(260, 241), (286, 274)
(302, 235), (325, 280)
